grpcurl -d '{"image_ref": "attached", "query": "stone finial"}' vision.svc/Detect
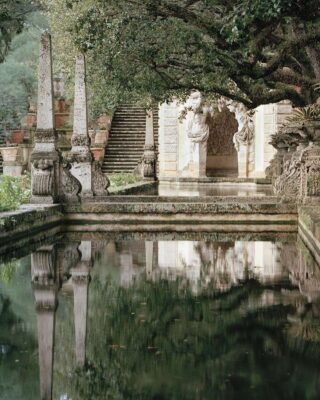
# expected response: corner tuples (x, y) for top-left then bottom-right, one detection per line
(37, 32), (55, 131)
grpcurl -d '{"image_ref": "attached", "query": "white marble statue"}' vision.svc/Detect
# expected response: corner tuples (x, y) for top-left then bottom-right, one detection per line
(186, 91), (210, 143)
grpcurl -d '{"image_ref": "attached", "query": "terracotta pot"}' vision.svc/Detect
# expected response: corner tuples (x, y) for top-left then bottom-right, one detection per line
(11, 130), (25, 144)
(0, 146), (20, 162)
(91, 147), (104, 162)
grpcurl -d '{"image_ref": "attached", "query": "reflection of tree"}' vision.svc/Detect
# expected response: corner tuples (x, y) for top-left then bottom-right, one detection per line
(54, 276), (320, 400)
(0, 293), (39, 400)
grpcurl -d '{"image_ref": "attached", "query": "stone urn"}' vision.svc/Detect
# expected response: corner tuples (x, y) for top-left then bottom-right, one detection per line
(0, 146), (21, 162)
(0, 146), (24, 176)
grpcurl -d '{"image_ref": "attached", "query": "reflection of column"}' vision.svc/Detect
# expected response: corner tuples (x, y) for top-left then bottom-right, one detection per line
(145, 241), (154, 279)
(31, 246), (58, 400)
(71, 241), (92, 367)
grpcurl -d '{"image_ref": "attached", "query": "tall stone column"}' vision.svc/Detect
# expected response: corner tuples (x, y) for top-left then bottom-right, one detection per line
(30, 33), (60, 203)
(31, 245), (58, 400)
(135, 110), (157, 179)
(69, 53), (109, 197)
(71, 241), (93, 367)
(30, 32), (81, 204)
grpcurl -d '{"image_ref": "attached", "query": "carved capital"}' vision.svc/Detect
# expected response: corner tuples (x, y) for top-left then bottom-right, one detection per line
(31, 158), (55, 197)
(35, 129), (57, 143)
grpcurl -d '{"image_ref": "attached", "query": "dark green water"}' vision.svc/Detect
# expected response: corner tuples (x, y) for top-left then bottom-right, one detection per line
(1, 234), (320, 400)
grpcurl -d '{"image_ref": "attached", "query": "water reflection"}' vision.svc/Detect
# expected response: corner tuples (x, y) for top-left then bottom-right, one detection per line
(1, 235), (320, 399)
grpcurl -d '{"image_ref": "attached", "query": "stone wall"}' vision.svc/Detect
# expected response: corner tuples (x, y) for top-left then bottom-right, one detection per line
(159, 102), (180, 178)
(158, 100), (293, 180)
(254, 101), (292, 178)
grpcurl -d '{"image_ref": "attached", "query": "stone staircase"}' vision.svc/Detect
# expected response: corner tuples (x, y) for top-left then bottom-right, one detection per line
(102, 104), (159, 174)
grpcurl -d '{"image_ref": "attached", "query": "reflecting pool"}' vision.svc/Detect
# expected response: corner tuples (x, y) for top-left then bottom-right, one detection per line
(1, 233), (320, 399)
(116, 182), (273, 197)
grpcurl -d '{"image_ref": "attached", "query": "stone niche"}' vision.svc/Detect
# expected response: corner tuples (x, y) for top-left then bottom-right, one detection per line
(206, 106), (238, 176)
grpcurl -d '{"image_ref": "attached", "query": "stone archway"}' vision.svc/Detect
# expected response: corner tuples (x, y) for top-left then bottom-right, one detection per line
(206, 106), (238, 177)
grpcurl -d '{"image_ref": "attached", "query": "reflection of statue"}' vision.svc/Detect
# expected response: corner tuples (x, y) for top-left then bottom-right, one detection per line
(186, 91), (210, 143)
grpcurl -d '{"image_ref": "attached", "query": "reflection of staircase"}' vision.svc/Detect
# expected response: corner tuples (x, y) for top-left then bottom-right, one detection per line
(102, 105), (159, 174)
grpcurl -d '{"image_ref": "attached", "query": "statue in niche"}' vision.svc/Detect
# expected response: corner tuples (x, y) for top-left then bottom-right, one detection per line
(186, 91), (210, 143)
(226, 102), (254, 151)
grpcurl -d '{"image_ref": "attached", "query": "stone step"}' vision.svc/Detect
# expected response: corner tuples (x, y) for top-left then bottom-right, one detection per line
(102, 103), (159, 174)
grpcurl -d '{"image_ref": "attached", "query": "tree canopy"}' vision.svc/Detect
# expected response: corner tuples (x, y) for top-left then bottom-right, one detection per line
(0, 0), (40, 63)
(0, 11), (48, 139)
(44, 0), (320, 112)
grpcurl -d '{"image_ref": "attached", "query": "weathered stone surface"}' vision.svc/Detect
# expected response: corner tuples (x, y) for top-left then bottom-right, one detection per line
(92, 161), (109, 195)
(135, 110), (157, 179)
(31, 33), (60, 204)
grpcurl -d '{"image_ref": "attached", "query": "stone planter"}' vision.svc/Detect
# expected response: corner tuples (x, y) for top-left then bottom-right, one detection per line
(0, 146), (24, 176)
(0, 146), (21, 162)
(11, 129), (25, 144)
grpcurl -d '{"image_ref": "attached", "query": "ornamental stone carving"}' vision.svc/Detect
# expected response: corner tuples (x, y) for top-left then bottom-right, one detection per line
(35, 129), (57, 144)
(301, 143), (320, 202)
(32, 159), (54, 197)
(226, 102), (254, 151)
(92, 161), (110, 196)
(273, 151), (303, 200)
(270, 116), (320, 202)
(59, 161), (82, 203)
(186, 91), (210, 143)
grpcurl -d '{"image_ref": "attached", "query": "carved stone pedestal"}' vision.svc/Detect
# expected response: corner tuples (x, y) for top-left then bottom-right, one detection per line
(301, 143), (320, 204)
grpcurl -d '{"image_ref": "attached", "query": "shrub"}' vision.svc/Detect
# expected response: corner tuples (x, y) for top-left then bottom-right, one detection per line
(0, 174), (31, 212)
(109, 173), (141, 188)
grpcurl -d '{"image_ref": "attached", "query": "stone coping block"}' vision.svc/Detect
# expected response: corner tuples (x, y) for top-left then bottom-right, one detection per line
(159, 177), (271, 184)
(109, 180), (155, 195)
(0, 204), (62, 255)
(88, 195), (282, 204)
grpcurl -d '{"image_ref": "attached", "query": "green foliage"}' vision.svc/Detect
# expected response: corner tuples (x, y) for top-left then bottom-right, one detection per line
(44, 0), (320, 114)
(286, 105), (320, 123)
(109, 173), (141, 188)
(0, 260), (18, 284)
(0, 12), (48, 138)
(0, 0), (41, 63)
(0, 175), (31, 212)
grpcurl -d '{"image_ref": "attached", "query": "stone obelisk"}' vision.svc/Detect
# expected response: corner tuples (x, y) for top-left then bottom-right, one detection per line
(69, 54), (94, 196)
(30, 32), (60, 203)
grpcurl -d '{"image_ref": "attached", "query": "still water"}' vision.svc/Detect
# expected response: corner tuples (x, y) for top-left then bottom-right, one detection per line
(1, 233), (320, 400)
(119, 182), (273, 197)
